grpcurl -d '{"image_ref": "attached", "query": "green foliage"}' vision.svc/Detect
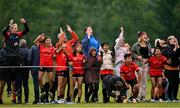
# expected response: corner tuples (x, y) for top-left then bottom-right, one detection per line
(0, 0), (179, 47)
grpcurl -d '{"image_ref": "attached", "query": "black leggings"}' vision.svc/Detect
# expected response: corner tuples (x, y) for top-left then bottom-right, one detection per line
(85, 83), (99, 102)
(164, 70), (179, 100)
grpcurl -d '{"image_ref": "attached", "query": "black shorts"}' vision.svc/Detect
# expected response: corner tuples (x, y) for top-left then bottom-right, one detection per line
(150, 75), (162, 78)
(57, 71), (68, 77)
(126, 78), (137, 88)
(72, 74), (84, 77)
(40, 67), (53, 73)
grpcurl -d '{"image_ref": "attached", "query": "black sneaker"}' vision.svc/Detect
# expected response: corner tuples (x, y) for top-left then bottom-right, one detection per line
(25, 100), (29, 104)
(32, 100), (39, 104)
(66, 97), (71, 102)
(12, 99), (16, 104)
(0, 99), (3, 104)
(17, 100), (22, 104)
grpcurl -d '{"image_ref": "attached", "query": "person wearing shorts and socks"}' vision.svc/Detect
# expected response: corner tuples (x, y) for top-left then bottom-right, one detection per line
(120, 53), (141, 103)
(56, 25), (79, 102)
(35, 36), (55, 103)
(69, 42), (85, 103)
(148, 47), (167, 102)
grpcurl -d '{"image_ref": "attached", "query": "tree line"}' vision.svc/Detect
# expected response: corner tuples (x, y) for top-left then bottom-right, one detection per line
(0, 0), (179, 47)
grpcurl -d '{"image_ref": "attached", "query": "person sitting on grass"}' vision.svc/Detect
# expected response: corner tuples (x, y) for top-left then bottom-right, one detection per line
(120, 53), (141, 103)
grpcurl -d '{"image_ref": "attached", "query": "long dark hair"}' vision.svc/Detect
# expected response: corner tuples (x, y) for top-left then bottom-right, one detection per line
(153, 47), (161, 56)
(73, 41), (83, 56)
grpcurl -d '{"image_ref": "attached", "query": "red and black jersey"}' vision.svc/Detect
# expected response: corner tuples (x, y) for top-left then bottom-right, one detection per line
(39, 45), (55, 66)
(56, 51), (68, 72)
(69, 54), (85, 75)
(148, 55), (167, 76)
(2, 23), (29, 57)
(120, 62), (139, 81)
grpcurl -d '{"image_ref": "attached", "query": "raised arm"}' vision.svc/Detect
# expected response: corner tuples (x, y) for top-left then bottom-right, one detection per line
(2, 19), (13, 36)
(114, 27), (124, 50)
(21, 19), (29, 35)
(66, 25), (79, 45)
(33, 33), (45, 45)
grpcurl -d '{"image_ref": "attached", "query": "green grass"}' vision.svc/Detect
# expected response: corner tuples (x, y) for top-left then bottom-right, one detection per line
(0, 77), (180, 107)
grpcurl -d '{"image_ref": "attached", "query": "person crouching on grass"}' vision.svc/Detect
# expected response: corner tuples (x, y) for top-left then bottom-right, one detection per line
(120, 53), (141, 103)
(68, 42), (86, 103)
(34, 34), (55, 103)
(102, 75), (128, 103)
(148, 47), (168, 102)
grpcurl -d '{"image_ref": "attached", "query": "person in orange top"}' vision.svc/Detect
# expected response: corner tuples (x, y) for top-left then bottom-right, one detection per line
(69, 42), (86, 103)
(148, 47), (167, 102)
(120, 53), (141, 103)
(34, 34), (55, 102)
(56, 25), (79, 56)
(55, 25), (79, 103)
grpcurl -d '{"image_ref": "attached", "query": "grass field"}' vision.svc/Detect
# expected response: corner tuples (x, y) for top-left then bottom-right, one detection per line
(0, 77), (180, 107)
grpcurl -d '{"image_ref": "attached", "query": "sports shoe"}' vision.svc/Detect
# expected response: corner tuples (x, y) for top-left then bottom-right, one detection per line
(56, 99), (65, 104)
(150, 99), (156, 102)
(12, 99), (16, 104)
(132, 98), (137, 103)
(123, 99), (128, 103)
(0, 99), (3, 104)
(32, 100), (39, 104)
(159, 98), (163, 102)
(17, 100), (22, 104)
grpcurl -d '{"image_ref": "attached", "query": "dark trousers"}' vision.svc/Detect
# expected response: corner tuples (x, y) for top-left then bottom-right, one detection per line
(101, 75), (110, 102)
(31, 70), (39, 102)
(5, 57), (22, 94)
(18, 69), (29, 102)
(164, 70), (179, 100)
(66, 68), (71, 101)
(6, 62), (21, 95)
(85, 83), (99, 102)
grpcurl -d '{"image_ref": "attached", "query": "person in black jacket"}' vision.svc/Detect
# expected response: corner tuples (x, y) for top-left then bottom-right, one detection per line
(18, 39), (30, 104)
(102, 75), (127, 103)
(0, 41), (6, 104)
(2, 18), (29, 104)
(161, 35), (179, 101)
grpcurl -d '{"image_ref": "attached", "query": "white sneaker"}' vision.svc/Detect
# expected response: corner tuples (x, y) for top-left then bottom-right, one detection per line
(150, 99), (156, 102)
(123, 99), (128, 103)
(56, 99), (65, 104)
(159, 98), (163, 102)
(132, 98), (137, 103)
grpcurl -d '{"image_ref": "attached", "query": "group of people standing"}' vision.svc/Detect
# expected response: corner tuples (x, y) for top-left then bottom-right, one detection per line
(0, 18), (180, 104)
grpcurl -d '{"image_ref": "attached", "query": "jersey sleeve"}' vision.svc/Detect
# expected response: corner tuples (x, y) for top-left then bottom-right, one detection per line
(134, 63), (139, 71)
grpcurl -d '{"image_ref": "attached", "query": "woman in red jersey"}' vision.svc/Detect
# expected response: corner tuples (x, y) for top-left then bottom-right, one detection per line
(35, 34), (55, 101)
(69, 42), (85, 103)
(148, 47), (167, 102)
(55, 25), (79, 103)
